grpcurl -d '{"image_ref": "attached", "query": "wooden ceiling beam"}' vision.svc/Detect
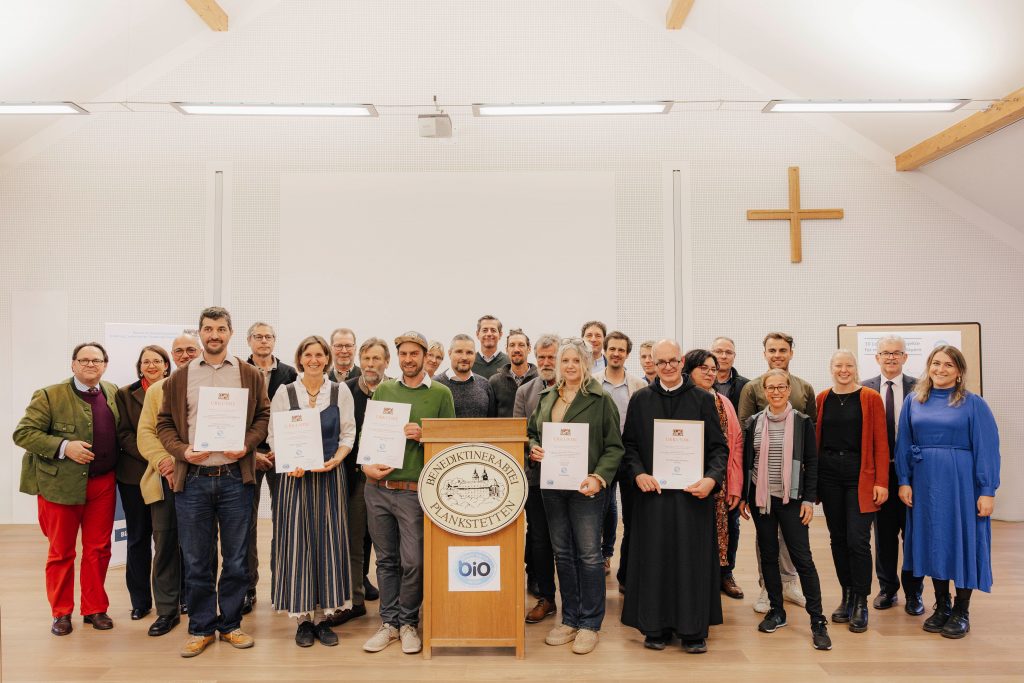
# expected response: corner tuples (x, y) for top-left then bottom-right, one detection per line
(185, 0), (229, 32)
(896, 87), (1024, 171)
(666, 0), (695, 29)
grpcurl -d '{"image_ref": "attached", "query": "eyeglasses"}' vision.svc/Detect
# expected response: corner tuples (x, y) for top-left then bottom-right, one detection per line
(250, 334), (275, 342)
(712, 349), (735, 356)
(877, 351), (905, 358)
(696, 365), (718, 374)
(765, 385), (790, 393)
(140, 359), (166, 366)
(75, 359), (106, 366)
(172, 347), (200, 356)
(332, 343), (355, 350)
(654, 358), (681, 369)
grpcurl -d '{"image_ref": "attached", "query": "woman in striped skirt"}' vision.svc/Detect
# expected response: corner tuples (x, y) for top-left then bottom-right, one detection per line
(268, 335), (356, 647)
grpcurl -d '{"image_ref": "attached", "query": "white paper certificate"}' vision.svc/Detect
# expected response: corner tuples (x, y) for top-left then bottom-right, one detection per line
(272, 409), (325, 473)
(357, 400), (412, 468)
(194, 387), (248, 452)
(540, 422), (589, 490)
(652, 419), (704, 490)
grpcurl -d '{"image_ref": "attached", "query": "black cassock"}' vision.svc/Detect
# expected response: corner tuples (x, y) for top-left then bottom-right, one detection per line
(619, 377), (729, 639)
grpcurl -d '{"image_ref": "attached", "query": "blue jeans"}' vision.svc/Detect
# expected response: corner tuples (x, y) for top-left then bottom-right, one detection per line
(175, 468), (254, 636)
(542, 488), (607, 631)
(601, 480), (618, 558)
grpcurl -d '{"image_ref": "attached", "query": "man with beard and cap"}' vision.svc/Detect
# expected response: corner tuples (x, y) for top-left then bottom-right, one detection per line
(328, 337), (391, 626)
(362, 331), (455, 655)
(434, 334), (496, 418)
(513, 333), (560, 624)
(472, 315), (508, 379)
(620, 339), (729, 654)
(489, 328), (537, 418)
(135, 332), (201, 636)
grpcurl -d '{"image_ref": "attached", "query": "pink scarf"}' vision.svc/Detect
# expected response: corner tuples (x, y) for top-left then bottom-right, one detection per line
(755, 403), (795, 510)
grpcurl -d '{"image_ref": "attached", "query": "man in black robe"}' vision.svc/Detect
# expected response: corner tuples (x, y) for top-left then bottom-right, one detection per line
(620, 339), (729, 654)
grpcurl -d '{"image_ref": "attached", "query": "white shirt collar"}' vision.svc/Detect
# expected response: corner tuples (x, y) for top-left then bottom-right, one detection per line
(445, 367), (474, 382)
(73, 376), (100, 392)
(400, 372), (431, 388)
(661, 377), (685, 392)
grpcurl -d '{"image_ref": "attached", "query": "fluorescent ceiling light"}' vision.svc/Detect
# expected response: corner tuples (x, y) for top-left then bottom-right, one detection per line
(473, 102), (673, 116)
(172, 103), (378, 117)
(763, 99), (968, 113)
(0, 102), (88, 115)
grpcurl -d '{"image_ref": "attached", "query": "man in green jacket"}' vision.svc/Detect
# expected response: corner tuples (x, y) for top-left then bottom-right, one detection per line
(14, 342), (120, 637)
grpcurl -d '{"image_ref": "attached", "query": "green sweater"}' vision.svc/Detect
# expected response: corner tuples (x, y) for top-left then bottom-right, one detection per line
(371, 378), (455, 482)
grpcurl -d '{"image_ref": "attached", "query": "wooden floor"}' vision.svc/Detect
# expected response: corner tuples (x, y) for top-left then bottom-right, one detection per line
(1, 519), (1021, 682)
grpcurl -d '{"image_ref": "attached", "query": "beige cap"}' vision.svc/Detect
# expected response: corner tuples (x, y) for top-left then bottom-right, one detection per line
(394, 331), (429, 351)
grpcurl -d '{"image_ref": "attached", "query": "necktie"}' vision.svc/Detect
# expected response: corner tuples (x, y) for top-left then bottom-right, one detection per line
(884, 380), (895, 456)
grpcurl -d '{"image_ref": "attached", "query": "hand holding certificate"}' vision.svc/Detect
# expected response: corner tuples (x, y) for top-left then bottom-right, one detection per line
(540, 422), (589, 490)
(651, 419), (704, 490)
(194, 387), (248, 453)
(272, 409), (324, 474)
(357, 400), (412, 469)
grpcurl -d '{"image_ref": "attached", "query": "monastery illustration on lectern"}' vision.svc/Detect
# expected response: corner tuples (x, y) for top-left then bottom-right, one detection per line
(440, 466), (506, 509)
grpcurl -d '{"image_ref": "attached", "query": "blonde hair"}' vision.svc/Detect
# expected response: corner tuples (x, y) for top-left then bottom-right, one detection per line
(761, 368), (791, 388)
(555, 338), (594, 393)
(915, 345), (968, 407)
(830, 348), (860, 383)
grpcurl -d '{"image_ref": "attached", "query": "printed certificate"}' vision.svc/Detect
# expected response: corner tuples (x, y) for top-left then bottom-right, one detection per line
(540, 422), (589, 490)
(652, 419), (704, 490)
(272, 409), (325, 473)
(357, 400), (412, 468)
(193, 387), (248, 452)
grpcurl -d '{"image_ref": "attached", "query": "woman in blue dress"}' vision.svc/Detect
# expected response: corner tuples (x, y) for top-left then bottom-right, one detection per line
(896, 345), (999, 639)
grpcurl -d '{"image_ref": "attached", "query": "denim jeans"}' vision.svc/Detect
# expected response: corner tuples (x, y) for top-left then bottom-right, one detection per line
(364, 485), (423, 627)
(175, 467), (254, 636)
(601, 480), (619, 559)
(542, 488), (607, 631)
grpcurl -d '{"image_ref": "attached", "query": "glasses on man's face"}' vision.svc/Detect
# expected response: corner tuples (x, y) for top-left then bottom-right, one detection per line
(76, 359), (106, 366)
(877, 351), (905, 359)
(173, 347), (199, 356)
(712, 349), (735, 357)
(332, 344), (355, 351)
(250, 334), (275, 342)
(765, 385), (790, 394)
(654, 358), (681, 369)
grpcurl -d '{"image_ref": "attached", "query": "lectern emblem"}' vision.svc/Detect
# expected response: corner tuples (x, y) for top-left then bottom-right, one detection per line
(418, 443), (528, 537)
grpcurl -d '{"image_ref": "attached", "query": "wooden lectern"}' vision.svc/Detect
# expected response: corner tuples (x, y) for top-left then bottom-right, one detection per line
(419, 417), (528, 659)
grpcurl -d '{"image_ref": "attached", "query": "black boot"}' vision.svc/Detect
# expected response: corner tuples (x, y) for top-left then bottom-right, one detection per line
(923, 591), (952, 633)
(831, 587), (852, 624)
(849, 593), (869, 633)
(941, 589), (972, 639)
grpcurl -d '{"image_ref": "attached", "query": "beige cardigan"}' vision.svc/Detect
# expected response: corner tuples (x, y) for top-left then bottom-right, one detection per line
(136, 379), (171, 504)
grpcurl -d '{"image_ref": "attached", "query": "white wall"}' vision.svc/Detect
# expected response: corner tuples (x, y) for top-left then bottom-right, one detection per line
(1, 0), (1019, 521)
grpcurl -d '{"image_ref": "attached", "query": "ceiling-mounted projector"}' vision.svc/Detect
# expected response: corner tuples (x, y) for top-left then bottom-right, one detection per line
(418, 112), (452, 138)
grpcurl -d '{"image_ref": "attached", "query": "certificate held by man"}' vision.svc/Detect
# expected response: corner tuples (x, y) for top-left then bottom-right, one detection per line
(194, 386), (249, 452)
(357, 399), (412, 469)
(540, 422), (589, 490)
(272, 409), (325, 473)
(652, 419), (704, 490)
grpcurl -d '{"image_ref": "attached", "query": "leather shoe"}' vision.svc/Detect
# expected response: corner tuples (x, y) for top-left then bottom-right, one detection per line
(682, 638), (707, 654)
(905, 592), (925, 616)
(526, 598), (557, 624)
(363, 576), (379, 601)
(941, 606), (970, 639)
(148, 614), (180, 637)
(831, 587), (852, 624)
(295, 621), (316, 648)
(131, 607), (151, 621)
(326, 603), (367, 626)
(241, 591), (256, 615)
(83, 612), (114, 630)
(721, 576), (744, 600)
(873, 591), (898, 610)
(316, 621), (339, 647)
(51, 615), (72, 636)
(643, 635), (667, 650)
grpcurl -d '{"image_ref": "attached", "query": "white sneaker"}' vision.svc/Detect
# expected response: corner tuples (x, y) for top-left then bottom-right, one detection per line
(783, 581), (807, 607)
(400, 624), (422, 654)
(753, 587), (770, 613)
(363, 623), (399, 652)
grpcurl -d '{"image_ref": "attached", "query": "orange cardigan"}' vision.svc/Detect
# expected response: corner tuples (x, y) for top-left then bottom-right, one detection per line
(814, 387), (890, 513)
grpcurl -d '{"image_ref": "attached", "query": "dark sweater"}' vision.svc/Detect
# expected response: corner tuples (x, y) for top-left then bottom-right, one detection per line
(247, 355), (298, 452)
(472, 351), (509, 379)
(75, 386), (118, 476)
(345, 375), (372, 491)
(433, 372), (497, 418)
(488, 363), (538, 417)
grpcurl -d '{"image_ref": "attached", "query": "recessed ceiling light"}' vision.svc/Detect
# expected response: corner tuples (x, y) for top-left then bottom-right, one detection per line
(473, 102), (673, 116)
(0, 102), (88, 115)
(171, 103), (378, 117)
(763, 99), (969, 113)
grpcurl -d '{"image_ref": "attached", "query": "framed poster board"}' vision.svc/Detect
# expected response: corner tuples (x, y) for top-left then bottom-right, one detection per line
(837, 322), (981, 395)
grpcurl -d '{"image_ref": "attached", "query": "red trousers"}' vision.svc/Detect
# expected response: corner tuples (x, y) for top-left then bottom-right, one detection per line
(37, 471), (116, 617)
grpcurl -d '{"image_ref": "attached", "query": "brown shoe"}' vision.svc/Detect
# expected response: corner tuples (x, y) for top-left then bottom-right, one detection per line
(180, 634), (215, 658)
(51, 615), (72, 636)
(526, 598), (557, 623)
(721, 576), (744, 600)
(83, 612), (113, 630)
(219, 628), (255, 649)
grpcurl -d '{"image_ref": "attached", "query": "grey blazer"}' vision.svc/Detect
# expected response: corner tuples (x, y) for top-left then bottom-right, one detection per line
(862, 374), (917, 397)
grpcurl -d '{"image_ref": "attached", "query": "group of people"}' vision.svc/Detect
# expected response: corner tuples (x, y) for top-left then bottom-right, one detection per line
(13, 309), (1000, 658)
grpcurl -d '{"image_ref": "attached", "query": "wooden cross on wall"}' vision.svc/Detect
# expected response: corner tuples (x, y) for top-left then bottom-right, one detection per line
(747, 166), (843, 263)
